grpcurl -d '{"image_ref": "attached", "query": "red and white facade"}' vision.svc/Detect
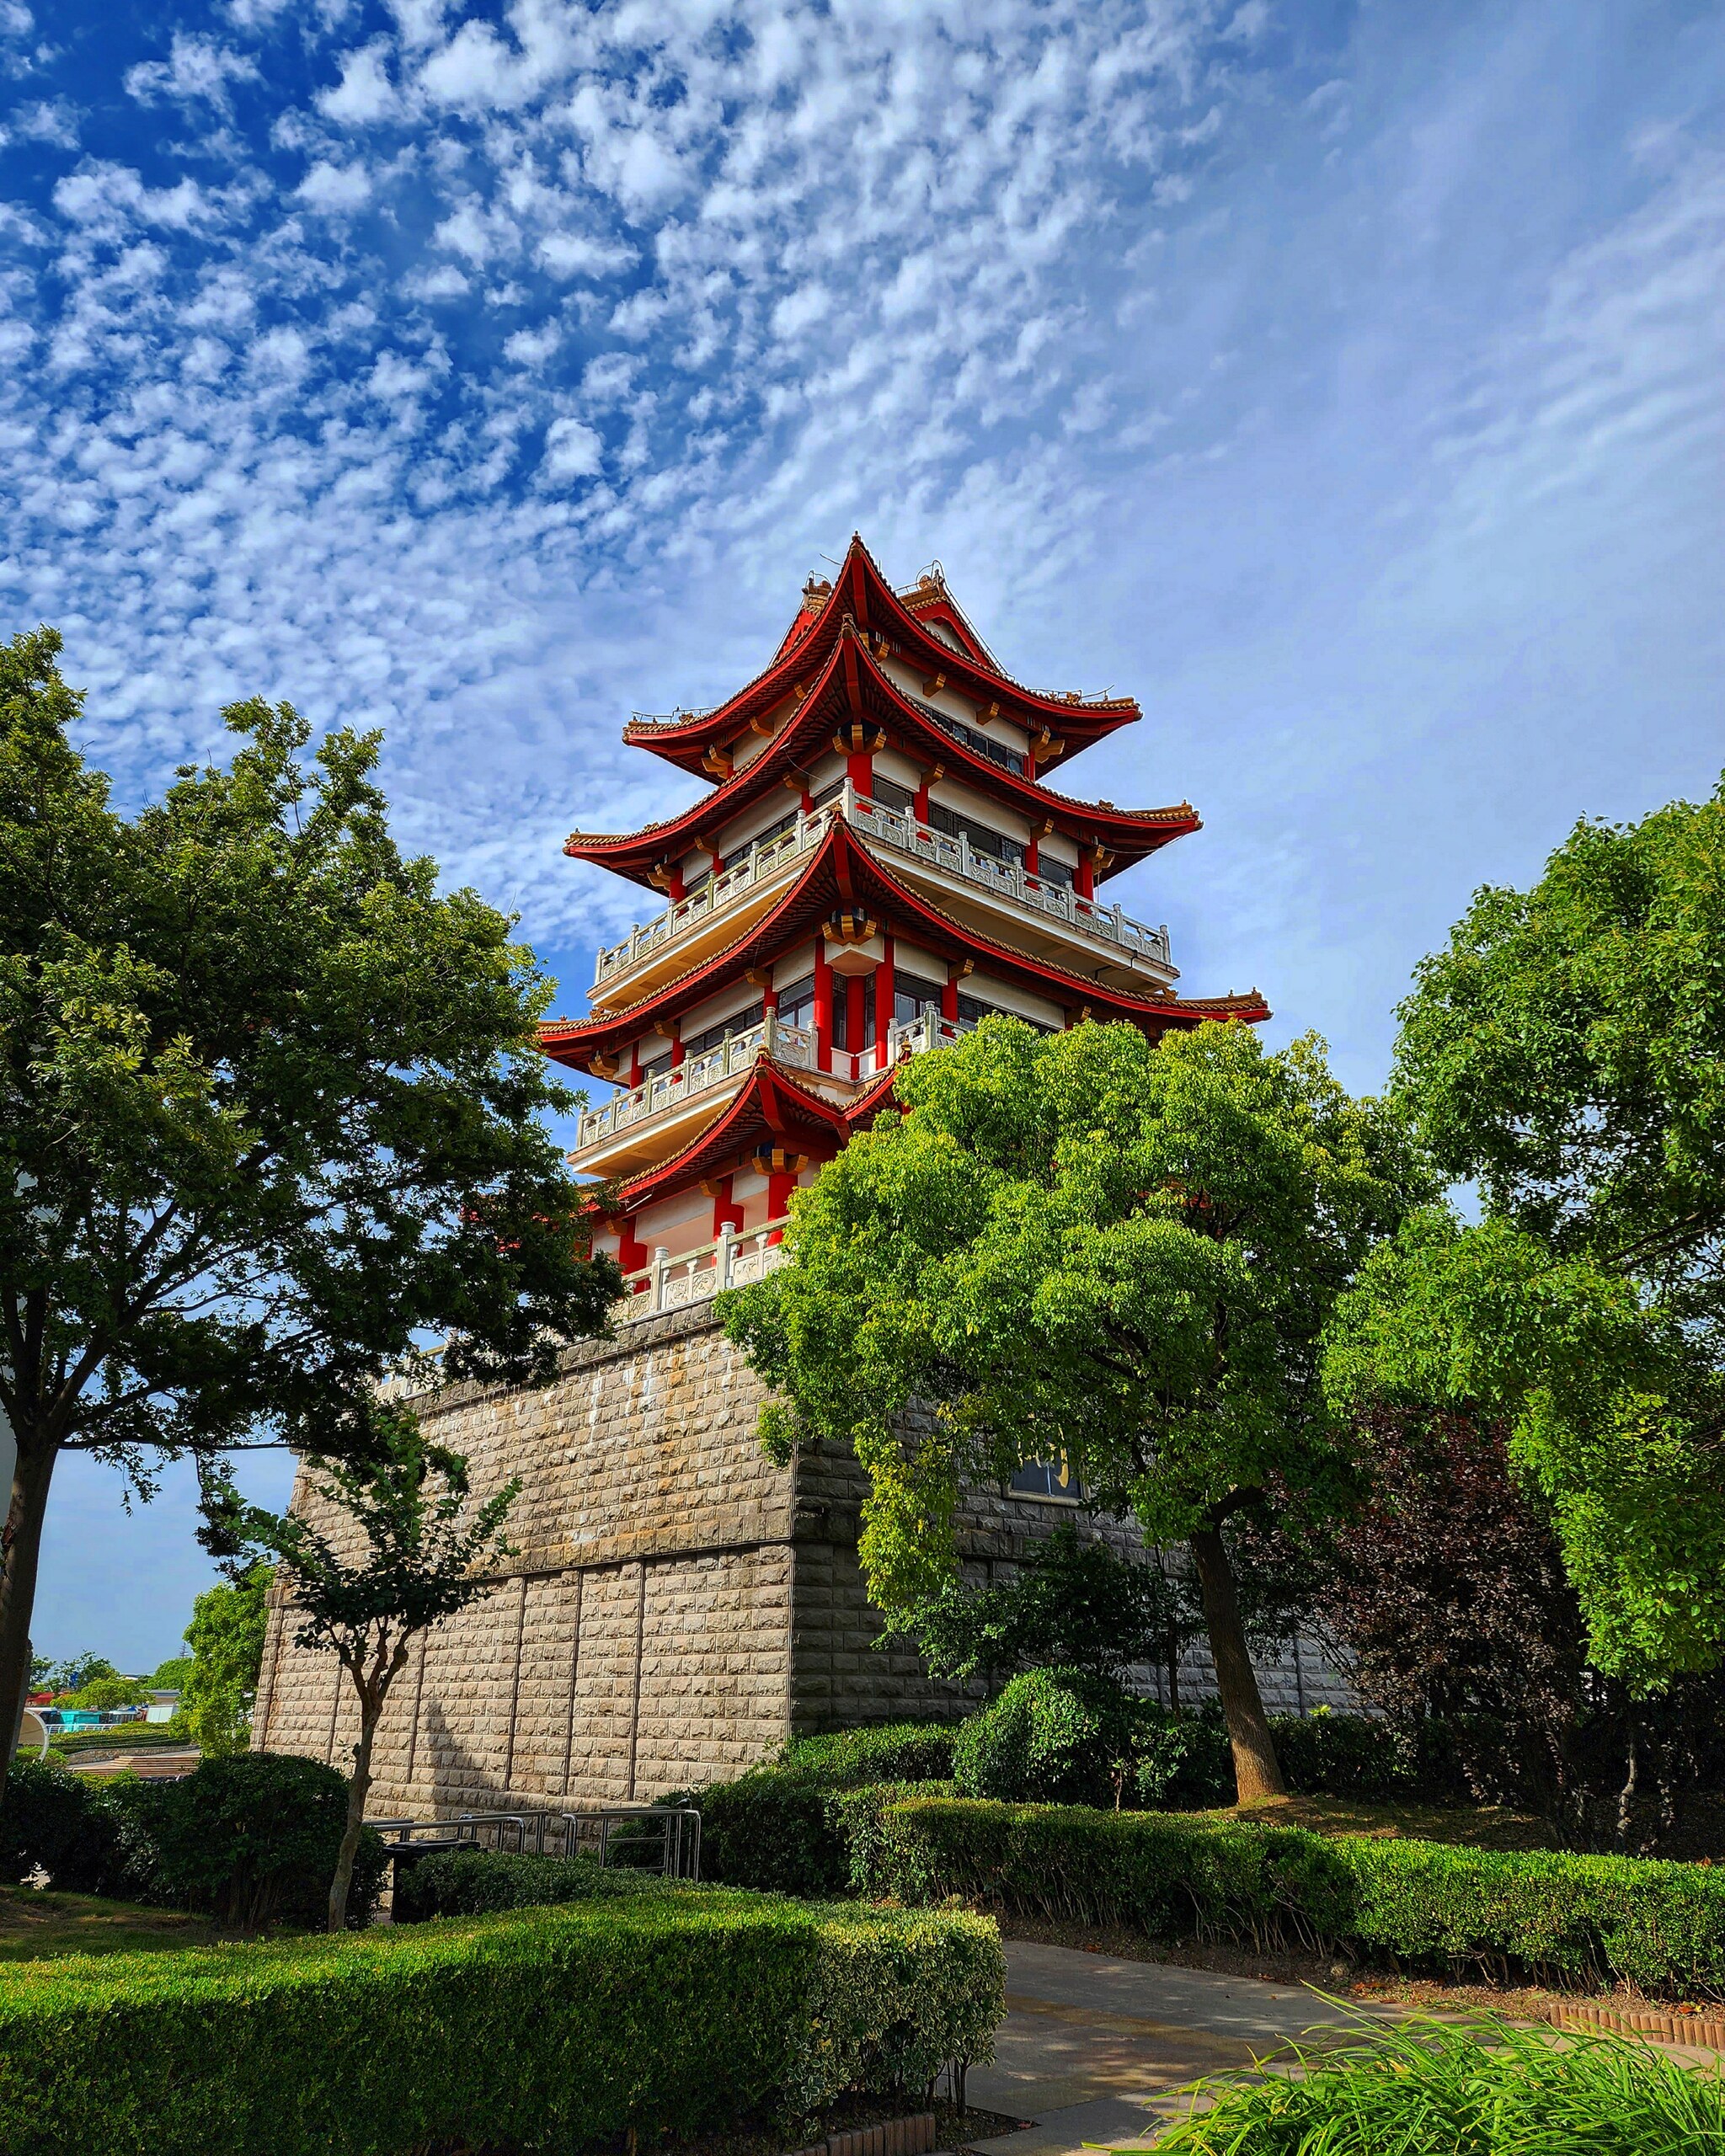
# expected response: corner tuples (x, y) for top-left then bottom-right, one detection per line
(543, 538), (1268, 1314)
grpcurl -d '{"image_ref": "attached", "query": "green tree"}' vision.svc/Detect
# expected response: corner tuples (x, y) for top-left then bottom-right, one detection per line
(723, 1017), (1413, 1802)
(235, 1406), (520, 1931)
(0, 627), (620, 1804)
(179, 1563), (274, 1754)
(1331, 779), (1725, 1691)
(903, 1524), (1201, 1692)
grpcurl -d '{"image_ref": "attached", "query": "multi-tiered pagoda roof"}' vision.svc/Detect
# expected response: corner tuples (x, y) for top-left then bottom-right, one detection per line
(545, 536), (1266, 1307)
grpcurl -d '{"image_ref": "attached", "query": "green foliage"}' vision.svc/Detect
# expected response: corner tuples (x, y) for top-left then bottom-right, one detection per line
(1154, 2014), (1725, 2156)
(0, 627), (620, 1778)
(1338, 780), (1725, 1691)
(51, 1677), (147, 1711)
(904, 1525), (1196, 1686)
(0, 1892), (1006, 2156)
(35, 1656), (119, 1698)
(142, 1753), (385, 1930)
(1128, 1704), (1234, 1808)
(952, 1668), (1139, 1806)
(0, 1753), (380, 1929)
(144, 1657), (194, 1692)
(235, 1407), (520, 1928)
(778, 1723), (959, 1786)
(393, 1848), (645, 1921)
(859, 1796), (1725, 1996)
(179, 1565), (272, 1756)
(680, 1726), (957, 1896)
(0, 1761), (133, 1896)
(723, 1017), (1417, 1798)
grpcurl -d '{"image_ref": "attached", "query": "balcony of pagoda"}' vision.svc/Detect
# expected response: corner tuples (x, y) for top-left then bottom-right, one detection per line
(587, 782), (1175, 1010)
(569, 1007), (972, 1177)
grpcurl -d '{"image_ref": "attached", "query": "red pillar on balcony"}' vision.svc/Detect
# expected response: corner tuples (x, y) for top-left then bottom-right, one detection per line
(1075, 851), (1096, 901)
(845, 973), (867, 1062)
(709, 1174), (744, 1237)
(875, 936), (895, 1065)
(617, 1215), (649, 1275)
(813, 943), (833, 1070)
(668, 1023), (685, 1071)
(766, 1166), (799, 1230)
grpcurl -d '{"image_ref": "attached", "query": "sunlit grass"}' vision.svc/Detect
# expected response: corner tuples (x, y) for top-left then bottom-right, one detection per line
(1144, 2012), (1725, 2153)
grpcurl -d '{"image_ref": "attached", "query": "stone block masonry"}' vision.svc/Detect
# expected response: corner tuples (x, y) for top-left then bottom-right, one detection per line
(255, 1304), (1349, 1817)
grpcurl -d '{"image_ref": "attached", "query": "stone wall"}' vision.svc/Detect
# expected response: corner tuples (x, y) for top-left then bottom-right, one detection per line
(256, 1303), (1350, 1817)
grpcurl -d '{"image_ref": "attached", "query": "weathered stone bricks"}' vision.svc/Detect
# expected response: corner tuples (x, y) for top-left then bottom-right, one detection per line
(258, 1303), (1350, 1817)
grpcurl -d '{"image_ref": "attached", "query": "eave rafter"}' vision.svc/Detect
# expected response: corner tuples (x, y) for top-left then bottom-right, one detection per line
(541, 819), (1268, 1074)
(620, 534), (1141, 775)
(567, 627), (1198, 892)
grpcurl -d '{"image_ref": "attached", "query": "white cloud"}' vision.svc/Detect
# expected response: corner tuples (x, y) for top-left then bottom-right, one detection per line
(295, 160), (373, 212)
(504, 318), (561, 365)
(540, 415), (603, 480)
(52, 164), (215, 233)
(537, 228), (635, 278)
(9, 99), (78, 148)
(125, 31), (259, 110)
(318, 41), (400, 125)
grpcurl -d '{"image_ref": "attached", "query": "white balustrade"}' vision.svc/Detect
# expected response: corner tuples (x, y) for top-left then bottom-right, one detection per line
(590, 783), (1172, 993)
(614, 1220), (791, 1323)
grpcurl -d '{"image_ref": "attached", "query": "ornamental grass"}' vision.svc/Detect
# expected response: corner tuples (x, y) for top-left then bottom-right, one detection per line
(1151, 2014), (1725, 2155)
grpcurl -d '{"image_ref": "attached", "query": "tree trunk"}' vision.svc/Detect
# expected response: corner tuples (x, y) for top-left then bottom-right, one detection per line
(0, 1438), (57, 1814)
(1189, 1527), (1286, 1804)
(328, 1688), (379, 1934)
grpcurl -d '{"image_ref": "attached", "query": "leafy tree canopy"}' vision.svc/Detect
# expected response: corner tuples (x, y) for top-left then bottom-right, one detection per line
(1331, 781), (1725, 1691)
(179, 1562), (275, 1756)
(0, 627), (619, 1778)
(724, 1015), (1417, 1799)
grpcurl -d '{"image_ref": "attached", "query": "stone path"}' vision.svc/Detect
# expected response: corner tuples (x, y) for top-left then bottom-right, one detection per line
(964, 1941), (1400, 2153)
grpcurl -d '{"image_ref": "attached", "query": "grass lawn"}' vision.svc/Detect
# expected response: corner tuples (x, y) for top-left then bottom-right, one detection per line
(1199, 1793), (1566, 1851)
(0, 1883), (226, 1961)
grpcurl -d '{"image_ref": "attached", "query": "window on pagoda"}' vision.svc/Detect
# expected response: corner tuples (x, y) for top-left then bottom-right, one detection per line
(1034, 855), (1076, 891)
(926, 801), (1025, 867)
(682, 1001), (764, 1057)
(894, 973), (945, 1025)
(777, 974), (816, 1028)
(871, 776), (916, 817)
(719, 811), (798, 873)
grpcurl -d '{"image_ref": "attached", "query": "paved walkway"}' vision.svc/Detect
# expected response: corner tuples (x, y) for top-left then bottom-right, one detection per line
(964, 1941), (1398, 2153)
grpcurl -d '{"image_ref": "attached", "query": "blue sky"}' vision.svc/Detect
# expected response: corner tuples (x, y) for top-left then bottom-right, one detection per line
(8, 0), (1722, 1671)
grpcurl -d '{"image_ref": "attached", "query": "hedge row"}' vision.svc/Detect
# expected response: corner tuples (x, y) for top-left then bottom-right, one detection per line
(0, 1888), (1005, 2156)
(393, 1846), (662, 1920)
(859, 1797), (1725, 1998)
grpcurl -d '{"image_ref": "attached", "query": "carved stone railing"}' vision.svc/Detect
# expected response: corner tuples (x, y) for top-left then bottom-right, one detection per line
(590, 783), (1172, 995)
(613, 1219), (791, 1322)
(573, 1012), (818, 1155)
(570, 1007), (975, 1155)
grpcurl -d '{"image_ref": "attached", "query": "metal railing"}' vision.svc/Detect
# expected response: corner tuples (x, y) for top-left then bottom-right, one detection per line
(371, 1806), (702, 1879)
(589, 782), (1172, 994)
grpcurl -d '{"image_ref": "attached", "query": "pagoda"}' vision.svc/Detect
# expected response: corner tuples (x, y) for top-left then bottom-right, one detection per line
(543, 536), (1268, 1308)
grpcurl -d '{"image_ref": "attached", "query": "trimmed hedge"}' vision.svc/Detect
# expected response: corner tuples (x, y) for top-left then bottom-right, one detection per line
(393, 1847), (660, 1920)
(857, 1796), (1725, 1997)
(0, 1890), (1004, 2156)
(680, 1723), (958, 1895)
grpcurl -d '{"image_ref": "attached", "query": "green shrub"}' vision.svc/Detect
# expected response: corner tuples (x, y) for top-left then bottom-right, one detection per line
(953, 1668), (1139, 1806)
(779, 1722), (959, 1786)
(680, 1722), (957, 1894)
(1155, 2014), (1725, 2155)
(142, 1753), (385, 1929)
(0, 1892), (1005, 2156)
(0, 1753), (381, 1929)
(857, 1796), (1725, 1996)
(1130, 1704), (1232, 1807)
(394, 1848), (659, 1921)
(1268, 1709), (1429, 1803)
(0, 1761), (135, 1896)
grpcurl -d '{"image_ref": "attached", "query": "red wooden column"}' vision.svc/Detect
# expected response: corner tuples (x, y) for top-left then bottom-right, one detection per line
(1075, 850), (1096, 901)
(813, 942), (833, 1070)
(617, 1215), (649, 1274)
(708, 1174), (744, 1237)
(845, 974), (867, 1064)
(766, 1165), (800, 1236)
(875, 936), (895, 1065)
(667, 1021), (685, 1071)
(941, 974), (959, 1022)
